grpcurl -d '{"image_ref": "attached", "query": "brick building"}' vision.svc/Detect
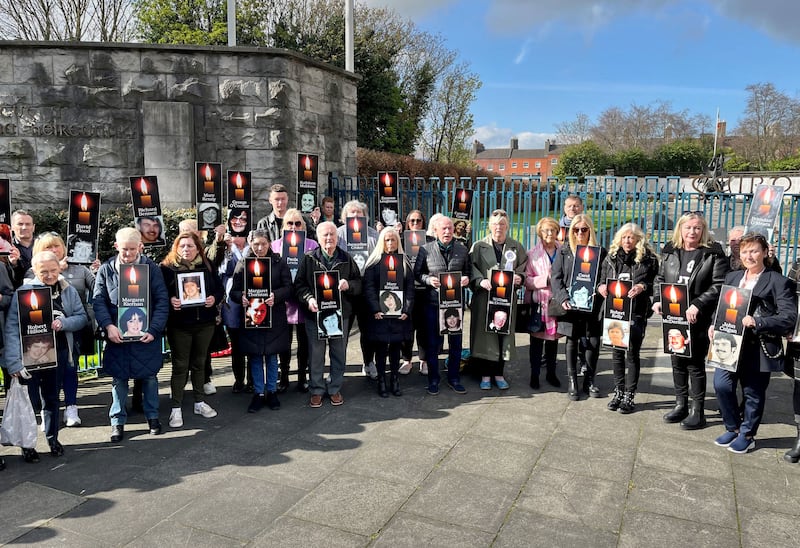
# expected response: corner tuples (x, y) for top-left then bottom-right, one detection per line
(472, 138), (564, 178)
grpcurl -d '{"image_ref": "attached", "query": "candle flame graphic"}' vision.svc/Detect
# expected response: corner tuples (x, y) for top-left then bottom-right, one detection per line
(253, 261), (261, 277)
(411, 232), (418, 244)
(290, 232), (298, 246)
(763, 188), (772, 204)
(129, 267), (137, 285)
(80, 193), (88, 211)
(139, 178), (148, 195)
(323, 274), (331, 290)
(304, 156), (311, 170)
(729, 291), (738, 309)
(669, 285), (678, 304)
(204, 164), (212, 180)
(235, 173), (243, 189)
(497, 272), (506, 287)
(615, 282), (623, 299)
(384, 172), (391, 185)
(388, 256), (395, 270)
(30, 292), (38, 310)
(352, 218), (360, 232)
(582, 247), (591, 262)
(446, 275), (453, 289)
(460, 189), (466, 202)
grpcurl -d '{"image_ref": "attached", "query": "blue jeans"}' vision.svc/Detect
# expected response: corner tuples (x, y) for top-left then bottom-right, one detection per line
(110, 376), (160, 425)
(424, 305), (462, 386)
(24, 362), (63, 443)
(306, 318), (349, 396)
(714, 365), (771, 438)
(250, 354), (278, 395)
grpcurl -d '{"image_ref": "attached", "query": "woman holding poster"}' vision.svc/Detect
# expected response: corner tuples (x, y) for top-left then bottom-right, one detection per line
(598, 223), (658, 414)
(552, 214), (607, 400)
(469, 209), (527, 391)
(709, 233), (796, 454)
(652, 212), (729, 429)
(363, 227), (414, 397)
(230, 229), (293, 412)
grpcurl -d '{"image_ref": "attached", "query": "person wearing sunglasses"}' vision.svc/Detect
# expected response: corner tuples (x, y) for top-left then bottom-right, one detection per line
(270, 208), (319, 393)
(651, 212), (729, 429)
(400, 210), (430, 375)
(551, 214), (607, 400)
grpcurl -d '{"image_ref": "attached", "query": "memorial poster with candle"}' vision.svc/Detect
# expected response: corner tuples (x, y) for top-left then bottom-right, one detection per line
(485, 269), (513, 335)
(377, 171), (399, 227)
(745, 184), (784, 240)
(282, 230), (306, 281)
(451, 188), (474, 220)
(17, 288), (57, 370)
(177, 272), (207, 308)
(315, 271), (343, 339)
(244, 257), (272, 328)
(602, 279), (632, 350)
(130, 176), (166, 248)
(227, 171), (252, 237)
(569, 245), (600, 312)
(66, 190), (101, 265)
(346, 216), (369, 274)
(708, 285), (751, 372)
(195, 162), (222, 230)
(379, 253), (404, 317)
(438, 271), (463, 334)
(118, 264), (150, 342)
(404, 230), (425, 266)
(297, 154), (319, 214)
(659, 283), (692, 357)
(0, 179), (10, 256)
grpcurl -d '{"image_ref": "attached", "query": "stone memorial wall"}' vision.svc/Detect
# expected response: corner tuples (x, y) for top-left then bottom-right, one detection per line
(0, 41), (358, 214)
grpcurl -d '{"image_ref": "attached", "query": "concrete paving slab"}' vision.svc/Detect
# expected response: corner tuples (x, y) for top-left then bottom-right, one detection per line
(495, 508), (618, 547)
(516, 465), (627, 533)
(618, 510), (739, 547)
(636, 428), (733, 480)
(373, 512), (494, 547)
(439, 434), (540, 484)
(0, 482), (86, 545)
(402, 469), (519, 534)
(468, 402), (557, 446)
(739, 505), (800, 547)
(340, 436), (449, 486)
(250, 515), (369, 547)
(124, 519), (244, 547)
(286, 470), (415, 536)
(536, 432), (637, 483)
(731, 463), (800, 514)
(9, 525), (109, 547)
(627, 465), (737, 529)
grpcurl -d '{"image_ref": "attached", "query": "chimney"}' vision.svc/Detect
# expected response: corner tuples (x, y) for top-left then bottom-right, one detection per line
(510, 137), (519, 150)
(472, 140), (485, 157)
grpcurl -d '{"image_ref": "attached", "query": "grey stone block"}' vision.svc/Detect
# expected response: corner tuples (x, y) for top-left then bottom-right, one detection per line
(374, 512), (494, 547)
(252, 515), (369, 547)
(341, 437), (449, 486)
(537, 432), (637, 482)
(739, 504), (800, 546)
(0, 482), (86, 545)
(618, 510), (739, 548)
(495, 508), (618, 547)
(636, 429), (732, 480)
(440, 434), (539, 484)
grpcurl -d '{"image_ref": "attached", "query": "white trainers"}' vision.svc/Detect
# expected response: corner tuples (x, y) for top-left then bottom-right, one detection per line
(362, 362), (378, 380)
(193, 401), (218, 418)
(169, 408), (183, 428)
(419, 361), (428, 375)
(65, 405), (81, 427)
(203, 382), (217, 395)
(398, 360), (412, 375)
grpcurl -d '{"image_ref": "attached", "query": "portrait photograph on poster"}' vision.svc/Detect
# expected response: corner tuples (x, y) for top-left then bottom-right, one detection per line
(177, 273), (206, 307)
(602, 319), (630, 350)
(659, 282), (692, 357)
(18, 288), (56, 370)
(569, 245), (600, 311)
(119, 306), (149, 340)
(297, 154), (319, 213)
(708, 285), (751, 371)
(440, 306), (463, 335)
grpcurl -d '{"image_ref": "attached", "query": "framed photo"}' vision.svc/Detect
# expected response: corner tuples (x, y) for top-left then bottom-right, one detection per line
(177, 272), (206, 307)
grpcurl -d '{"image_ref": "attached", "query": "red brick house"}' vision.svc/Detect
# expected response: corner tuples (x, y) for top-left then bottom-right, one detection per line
(472, 138), (565, 178)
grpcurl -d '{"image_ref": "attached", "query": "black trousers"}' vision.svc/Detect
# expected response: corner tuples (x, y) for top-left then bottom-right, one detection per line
(610, 321), (645, 392)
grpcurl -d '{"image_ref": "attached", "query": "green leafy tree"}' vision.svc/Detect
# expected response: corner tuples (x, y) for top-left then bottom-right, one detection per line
(652, 139), (709, 174)
(553, 141), (610, 179)
(610, 148), (650, 175)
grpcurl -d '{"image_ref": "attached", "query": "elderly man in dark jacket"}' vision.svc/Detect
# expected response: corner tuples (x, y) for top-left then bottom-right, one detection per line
(93, 228), (169, 442)
(295, 221), (362, 408)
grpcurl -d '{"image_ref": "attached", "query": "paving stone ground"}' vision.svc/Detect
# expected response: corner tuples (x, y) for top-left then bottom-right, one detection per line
(1, 318), (799, 547)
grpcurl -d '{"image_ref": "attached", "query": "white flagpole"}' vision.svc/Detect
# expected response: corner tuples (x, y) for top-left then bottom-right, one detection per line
(227, 0), (237, 46)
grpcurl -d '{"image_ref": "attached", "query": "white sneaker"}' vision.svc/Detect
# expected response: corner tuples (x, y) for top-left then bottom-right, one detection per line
(40, 410), (46, 432)
(65, 405), (81, 427)
(363, 362), (378, 380)
(193, 401), (218, 418)
(399, 360), (412, 375)
(169, 408), (183, 428)
(203, 382), (217, 395)
(419, 361), (428, 375)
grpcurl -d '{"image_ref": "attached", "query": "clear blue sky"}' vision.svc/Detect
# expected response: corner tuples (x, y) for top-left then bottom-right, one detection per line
(363, 0), (800, 149)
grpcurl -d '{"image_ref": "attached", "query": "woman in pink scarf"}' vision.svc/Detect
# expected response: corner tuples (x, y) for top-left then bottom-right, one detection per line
(525, 217), (563, 389)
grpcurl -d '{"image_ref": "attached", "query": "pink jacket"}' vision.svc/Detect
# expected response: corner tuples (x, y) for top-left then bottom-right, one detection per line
(524, 241), (561, 339)
(270, 236), (319, 324)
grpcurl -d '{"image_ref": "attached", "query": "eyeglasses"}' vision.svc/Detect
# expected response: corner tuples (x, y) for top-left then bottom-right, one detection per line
(572, 227), (590, 234)
(681, 210), (704, 217)
(408, 218), (423, 225)
(285, 220), (302, 227)
(541, 228), (558, 234)
(492, 209), (508, 217)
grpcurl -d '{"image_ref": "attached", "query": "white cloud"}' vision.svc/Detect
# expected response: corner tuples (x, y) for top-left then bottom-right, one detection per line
(513, 38), (532, 64)
(471, 124), (556, 149)
(710, 0), (800, 44)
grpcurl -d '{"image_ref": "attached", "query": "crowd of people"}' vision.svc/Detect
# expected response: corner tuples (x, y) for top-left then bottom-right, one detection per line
(2, 189), (800, 469)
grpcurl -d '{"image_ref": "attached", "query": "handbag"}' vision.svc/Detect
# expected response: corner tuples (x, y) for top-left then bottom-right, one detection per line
(515, 302), (544, 334)
(0, 378), (38, 449)
(547, 296), (567, 318)
(208, 322), (230, 354)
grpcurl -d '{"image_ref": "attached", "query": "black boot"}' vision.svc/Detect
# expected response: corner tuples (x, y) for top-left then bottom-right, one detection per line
(390, 373), (401, 397)
(681, 399), (706, 430)
(583, 374), (601, 398)
(545, 370), (561, 388)
(663, 396), (689, 423)
(567, 372), (579, 401)
(529, 373), (540, 390)
(618, 391), (635, 414)
(377, 377), (389, 398)
(784, 425), (800, 463)
(277, 366), (289, 393)
(607, 388), (623, 411)
(266, 391), (281, 410)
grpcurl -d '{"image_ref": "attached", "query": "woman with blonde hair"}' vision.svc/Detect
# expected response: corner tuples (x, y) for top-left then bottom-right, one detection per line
(551, 214), (607, 400)
(598, 223), (658, 413)
(524, 216), (563, 389)
(652, 212), (728, 429)
(364, 227), (414, 396)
